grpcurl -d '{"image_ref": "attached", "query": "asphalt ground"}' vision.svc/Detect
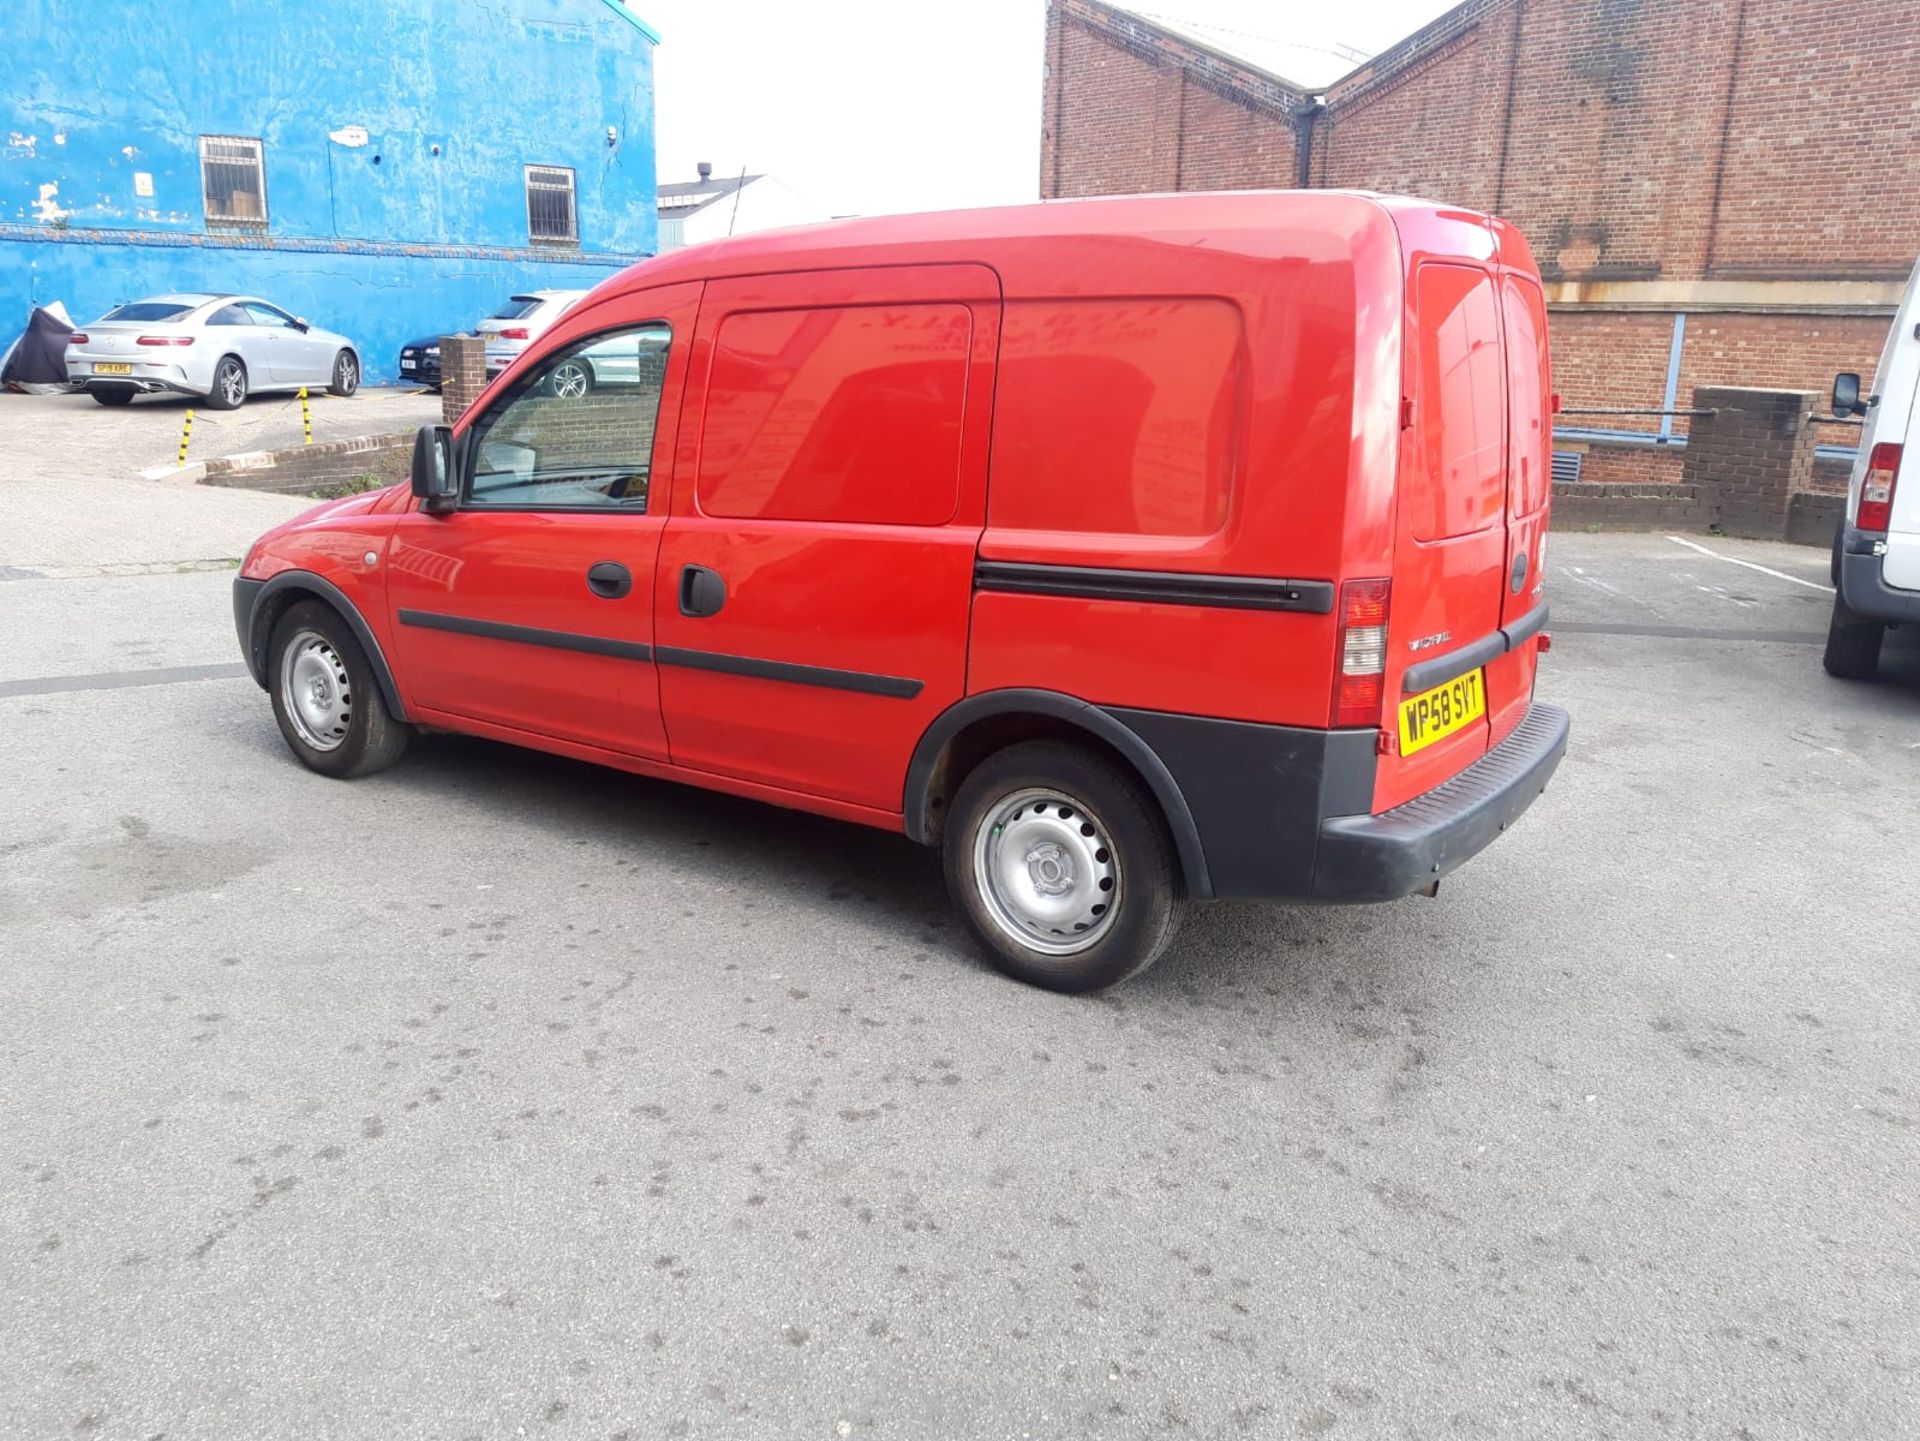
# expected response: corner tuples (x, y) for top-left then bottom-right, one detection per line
(2, 531), (1916, 1439)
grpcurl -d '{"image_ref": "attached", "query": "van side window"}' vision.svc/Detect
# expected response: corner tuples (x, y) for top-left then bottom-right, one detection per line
(1411, 265), (1506, 542)
(988, 298), (1241, 538)
(695, 304), (971, 526)
(465, 324), (670, 511)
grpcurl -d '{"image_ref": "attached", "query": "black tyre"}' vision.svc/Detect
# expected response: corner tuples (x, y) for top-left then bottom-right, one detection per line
(267, 600), (409, 778)
(328, 349), (360, 397)
(90, 387), (135, 407)
(944, 740), (1181, 993)
(1823, 596), (1885, 680)
(547, 357), (593, 399)
(205, 355), (248, 410)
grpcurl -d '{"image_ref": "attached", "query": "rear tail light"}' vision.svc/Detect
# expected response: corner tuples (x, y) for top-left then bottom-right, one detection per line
(1858, 442), (1902, 533)
(498, 327), (530, 340)
(1332, 578), (1391, 728)
(136, 335), (194, 347)
(67, 332), (88, 345)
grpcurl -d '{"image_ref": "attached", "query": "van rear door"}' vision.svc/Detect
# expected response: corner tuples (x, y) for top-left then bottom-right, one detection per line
(1374, 262), (1513, 812)
(1489, 273), (1552, 729)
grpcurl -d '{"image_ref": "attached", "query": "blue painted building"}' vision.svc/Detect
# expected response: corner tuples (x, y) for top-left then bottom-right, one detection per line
(1, 0), (658, 383)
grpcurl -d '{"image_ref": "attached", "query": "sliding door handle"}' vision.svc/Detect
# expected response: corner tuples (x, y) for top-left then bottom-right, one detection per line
(679, 564), (727, 618)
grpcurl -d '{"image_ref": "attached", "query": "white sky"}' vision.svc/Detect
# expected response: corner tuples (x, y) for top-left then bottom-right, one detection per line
(635, 0), (1460, 221)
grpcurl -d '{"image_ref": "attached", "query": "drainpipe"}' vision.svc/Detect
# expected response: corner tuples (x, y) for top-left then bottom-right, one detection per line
(1296, 99), (1323, 189)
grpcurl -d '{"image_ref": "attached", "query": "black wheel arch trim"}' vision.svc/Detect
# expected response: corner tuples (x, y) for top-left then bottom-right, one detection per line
(902, 688), (1213, 899)
(238, 570), (408, 721)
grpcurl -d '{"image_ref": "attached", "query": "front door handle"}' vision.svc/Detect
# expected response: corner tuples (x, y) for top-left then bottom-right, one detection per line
(586, 560), (632, 599)
(679, 564), (727, 618)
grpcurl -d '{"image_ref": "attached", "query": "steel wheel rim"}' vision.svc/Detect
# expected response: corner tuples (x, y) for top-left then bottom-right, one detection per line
(219, 361), (244, 406)
(279, 629), (352, 752)
(971, 787), (1120, 956)
(552, 363), (588, 399)
(337, 353), (357, 392)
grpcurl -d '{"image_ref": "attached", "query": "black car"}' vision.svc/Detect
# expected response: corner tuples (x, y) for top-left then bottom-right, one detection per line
(396, 335), (445, 387)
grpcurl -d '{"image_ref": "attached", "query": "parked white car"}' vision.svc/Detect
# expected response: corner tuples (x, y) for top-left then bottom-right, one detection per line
(1826, 257), (1920, 677)
(479, 290), (588, 378)
(66, 293), (360, 410)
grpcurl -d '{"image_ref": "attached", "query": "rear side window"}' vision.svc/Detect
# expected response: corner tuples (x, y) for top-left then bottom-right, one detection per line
(489, 297), (543, 321)
(1410, 264), (1506, 542)
(1501, 275), (1552, 519)
(100, 302), (195, 323)
(988, 298), (1241, 538)
(695, 304), (971, 526)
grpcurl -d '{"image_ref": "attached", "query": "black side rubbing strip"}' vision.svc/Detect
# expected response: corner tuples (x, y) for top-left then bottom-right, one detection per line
(1401, 603), (1550, 695)
(975, 561), (1335, 615)
(395, 610), (923, 698)
(654, 647), (923, 699)
(398, 609), (654, 662)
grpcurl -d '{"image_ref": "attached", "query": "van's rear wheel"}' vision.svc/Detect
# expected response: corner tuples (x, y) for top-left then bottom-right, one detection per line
(1823, 595), (1885, 679)
(945, 740), (1180, 992)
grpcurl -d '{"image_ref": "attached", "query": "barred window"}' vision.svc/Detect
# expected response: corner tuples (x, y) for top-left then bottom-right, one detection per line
(200, 136), (266, 228)
(526, 165), (578, 245)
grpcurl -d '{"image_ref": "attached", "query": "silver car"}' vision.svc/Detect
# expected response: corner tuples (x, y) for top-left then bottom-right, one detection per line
(66, 293), (361, 410)
(479, 290), (588, 378)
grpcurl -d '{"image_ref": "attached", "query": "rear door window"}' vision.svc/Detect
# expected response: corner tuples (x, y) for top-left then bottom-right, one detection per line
(1410, 264), (1506, 542)
(1501, 275), (1552, 519)
(694, 304), (971, 526)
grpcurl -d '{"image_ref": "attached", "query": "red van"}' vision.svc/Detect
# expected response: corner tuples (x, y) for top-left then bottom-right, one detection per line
(233, 192), (1568, 992)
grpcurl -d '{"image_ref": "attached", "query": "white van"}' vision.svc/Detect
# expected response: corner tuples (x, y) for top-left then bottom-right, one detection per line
(1827, 259), (1920, 677)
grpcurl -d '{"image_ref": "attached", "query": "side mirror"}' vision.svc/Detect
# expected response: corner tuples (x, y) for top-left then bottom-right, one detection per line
(411, 424), (458, 512)
(1833, 371), (1865, 417)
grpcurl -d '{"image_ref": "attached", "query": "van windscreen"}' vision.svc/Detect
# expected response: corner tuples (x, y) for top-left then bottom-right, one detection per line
(1409, 264), (1506, 542)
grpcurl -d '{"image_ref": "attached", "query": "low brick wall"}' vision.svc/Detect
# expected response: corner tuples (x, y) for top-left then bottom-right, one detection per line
(198, 432), (410, 496)
(1551, 480), (1703, 532)
(1786, 491), (1843, 549)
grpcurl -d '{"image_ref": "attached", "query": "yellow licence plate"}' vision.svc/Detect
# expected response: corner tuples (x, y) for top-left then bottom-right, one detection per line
(92, 362), (133, 375)
(1398, 668), (1486, 755)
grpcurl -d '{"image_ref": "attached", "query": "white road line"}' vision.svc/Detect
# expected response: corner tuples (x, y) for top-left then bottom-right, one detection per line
(1665, 534), (1835, 594)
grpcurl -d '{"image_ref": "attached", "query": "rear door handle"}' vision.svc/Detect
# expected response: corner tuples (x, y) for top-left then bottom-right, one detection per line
(679, 564), (727, 618)
(586, 561), (632, 599)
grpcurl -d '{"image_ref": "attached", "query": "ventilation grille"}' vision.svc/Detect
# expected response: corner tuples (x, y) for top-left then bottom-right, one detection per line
(1551, 451), (1584, 485)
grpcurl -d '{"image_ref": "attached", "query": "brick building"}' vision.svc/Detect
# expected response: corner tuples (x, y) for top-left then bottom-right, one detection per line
(1040, 0), (1920, 488)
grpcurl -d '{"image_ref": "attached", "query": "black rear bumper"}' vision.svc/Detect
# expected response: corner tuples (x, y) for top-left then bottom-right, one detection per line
(1836, 530), (1920, 622)
(1313, 703), (1569, 901)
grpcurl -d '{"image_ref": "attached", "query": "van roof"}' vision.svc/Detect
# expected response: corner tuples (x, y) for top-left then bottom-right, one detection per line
(618, 190), (1533, 293)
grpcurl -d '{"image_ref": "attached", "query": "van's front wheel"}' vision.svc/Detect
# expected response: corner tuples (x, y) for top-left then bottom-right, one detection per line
(945, 741), (1180, 992)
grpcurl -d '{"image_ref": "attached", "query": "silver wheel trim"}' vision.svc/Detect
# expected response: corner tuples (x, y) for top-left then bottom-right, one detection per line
(552, 363), (588, 398)
(337, 353), (357, 391)
(278, 629), (353, 752)
(971, 786), (1121, 956)
(218, 361), (244, 406)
